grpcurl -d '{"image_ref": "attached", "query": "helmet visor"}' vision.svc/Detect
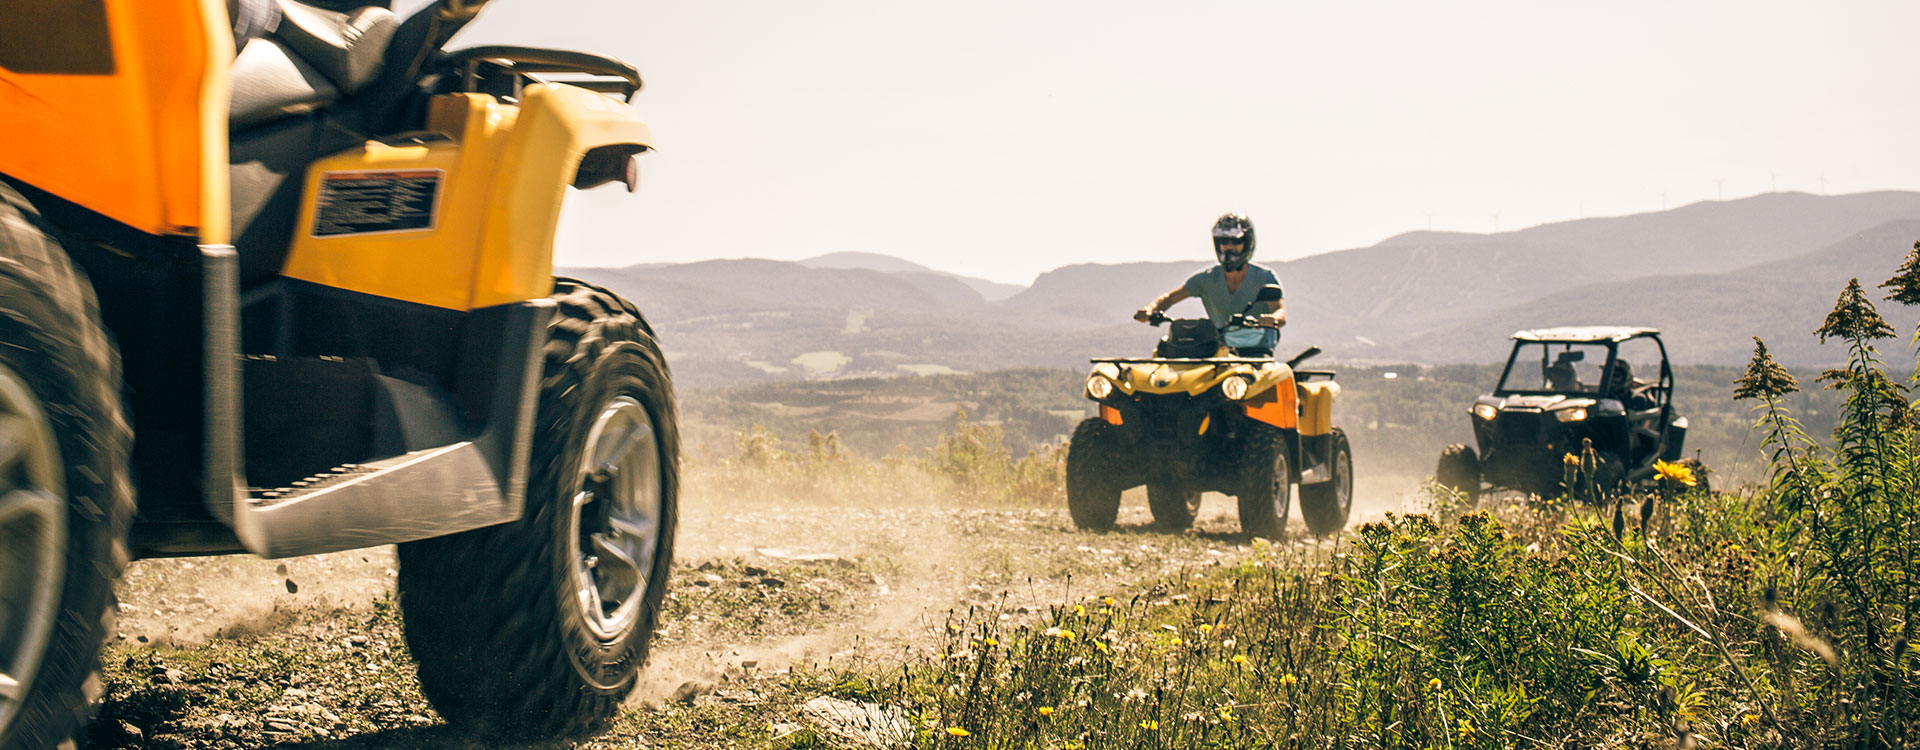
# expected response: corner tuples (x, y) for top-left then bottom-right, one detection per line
(1212, 224), (1249, 241)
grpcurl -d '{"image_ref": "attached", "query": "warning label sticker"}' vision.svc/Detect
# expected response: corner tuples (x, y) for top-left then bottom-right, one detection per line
(311, 169), (443, 237)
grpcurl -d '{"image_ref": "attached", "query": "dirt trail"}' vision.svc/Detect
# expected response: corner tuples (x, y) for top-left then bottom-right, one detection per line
(104, 473), (1422, 747)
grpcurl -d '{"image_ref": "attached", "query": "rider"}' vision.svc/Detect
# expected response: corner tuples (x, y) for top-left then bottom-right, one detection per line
(1133, 213), (1285, 354)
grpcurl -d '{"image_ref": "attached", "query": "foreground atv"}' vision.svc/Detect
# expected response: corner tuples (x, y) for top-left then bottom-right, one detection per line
(1437, 326), (1702, 500)
(1, 2), (674, 746)
(1066, 287), (1352, 537)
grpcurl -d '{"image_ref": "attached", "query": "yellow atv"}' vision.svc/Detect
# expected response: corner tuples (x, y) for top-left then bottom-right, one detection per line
(1067, 286), (1352, 537)
(0, 1), (673, 745)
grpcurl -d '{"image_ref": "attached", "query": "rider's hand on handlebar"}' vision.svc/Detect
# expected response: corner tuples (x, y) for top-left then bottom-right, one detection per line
(1134, 307), (1160, 324)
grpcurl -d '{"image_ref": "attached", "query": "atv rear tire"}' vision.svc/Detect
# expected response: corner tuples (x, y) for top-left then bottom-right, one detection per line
(1298, 428), (1352, 536)
(0, 183), (133, 750)
(396, 279), (678, 739)
(1236, 424), (1291, 539)
(1066, 418), (1131, 531)
(1436, 443), (1480, 504)
(1146, 480), (1201, 530)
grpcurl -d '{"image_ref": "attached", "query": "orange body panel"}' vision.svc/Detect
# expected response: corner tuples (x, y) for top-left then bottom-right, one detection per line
(0, 0), (230, 240)
(1100, 404), (1123, 425)
(1243, 377), (1298, 429)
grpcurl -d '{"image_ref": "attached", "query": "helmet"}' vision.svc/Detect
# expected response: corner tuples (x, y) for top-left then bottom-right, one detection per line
(1211, 213), (1255, 271)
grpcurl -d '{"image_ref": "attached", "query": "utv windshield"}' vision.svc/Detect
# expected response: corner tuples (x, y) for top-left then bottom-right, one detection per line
(1496, 341), (1612, 395)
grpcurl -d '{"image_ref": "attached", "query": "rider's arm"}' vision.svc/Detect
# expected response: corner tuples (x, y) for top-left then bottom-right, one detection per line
(1135, 286), (1191, 322)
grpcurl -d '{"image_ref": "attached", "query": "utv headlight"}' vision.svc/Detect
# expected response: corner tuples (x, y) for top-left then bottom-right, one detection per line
(1086, 375), (1114, 400)
(1220, 375), (1252, 401)
(1472, 403), (1498, 421)
(1554, 407), (1589, 423)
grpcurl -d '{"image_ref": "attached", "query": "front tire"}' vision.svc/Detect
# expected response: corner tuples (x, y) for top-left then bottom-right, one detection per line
(0, 183), (133, 750)
(1066, 418), (1132, 531)
(1298, 428), (1352, 536)
(1436, 443), (1480, 504)
(1236, 425), (1291, 539)
(1146, 480), (1201, 530)
(396, 280), (678, 738)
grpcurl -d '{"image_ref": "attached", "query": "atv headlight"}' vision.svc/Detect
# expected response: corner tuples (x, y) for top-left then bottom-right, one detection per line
(1221, 375), (1252, 401)
(1086, 375), (1114, 400)
(1472, 403), (1498, 421)
(1554, 407), (1588, 423)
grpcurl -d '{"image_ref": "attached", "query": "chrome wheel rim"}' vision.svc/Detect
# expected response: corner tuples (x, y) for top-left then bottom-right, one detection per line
(567, 396), (663, 642)
(1334, 450), (1353, 517)
(0, 363), (65, 734)
(1270, 453), (1289, 522)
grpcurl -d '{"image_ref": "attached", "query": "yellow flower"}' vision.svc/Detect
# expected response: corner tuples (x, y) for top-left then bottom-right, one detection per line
(1103, 597), (1117, 607)
(1218, 707), (1235, 721)
(1428, 677), (1443, 690)
(1653, 459), (1697, 487)
(1280, 673), (1298, 686)
(1231, 654), (1249, 665)
(1139, 720), (1159, 730)
(1741, 713), (1761, 727)
(1199, 624), (1213, 634)
(1563, 452), (1581, 466)
(1038, 706), (1054, 716)
(1094, 640), (1110, 654)
(947, 727), (971, 737)
(984, 637), (997, 647)
(1053, 629), (1077, 640)
(1074, 604), (1086, 616)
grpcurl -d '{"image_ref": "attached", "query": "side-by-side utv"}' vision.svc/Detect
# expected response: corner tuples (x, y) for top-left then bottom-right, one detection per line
(0, 1), (676, 746)
(1066, 286), (1353, 538)
(1437, 326), (1695, 500)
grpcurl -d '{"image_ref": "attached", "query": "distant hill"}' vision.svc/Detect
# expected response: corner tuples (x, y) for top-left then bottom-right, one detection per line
(800, 251), (1025, 302)
(1393, 220), (1920, 366)
(565, 191), (1920, 385)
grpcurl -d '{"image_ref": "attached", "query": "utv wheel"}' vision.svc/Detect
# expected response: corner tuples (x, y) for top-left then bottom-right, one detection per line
(1298, 428), (1352, 536)
(1435, 443), (1480, 504)
(397, 279), (678, 739)
(1146, 480), (1201, 530)
(1236, 425), (1291, 539)
(0, 184), (133, 750)
(1066, 418), (1131, 531)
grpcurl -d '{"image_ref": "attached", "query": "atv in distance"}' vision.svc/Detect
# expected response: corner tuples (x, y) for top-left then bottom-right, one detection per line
(1437, 326), (1700, 500)
(1066, 285), (1353, 537)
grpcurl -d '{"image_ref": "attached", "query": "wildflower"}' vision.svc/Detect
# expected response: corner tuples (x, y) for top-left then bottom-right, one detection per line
(1733, 338), (1798, 400)
(1038, 706), (1054, 717)
(1103, 596), (1117, 607)
(1741, 712), (1760, 727)
(1199, 624), (1213, 634)
(1055, 629), (1077, 640)
(947, 727), (971, 737)
(1280, 673), (1298, 686)
(1653, 459), (1696, 487)
(1074, 604), (1085, 616)
(984, 637), (997, 647)
(1218, 707), (1235, 721)
(1815, 278), (1894, 343)
(1882, 240), (1920, 306)
(1562, 452), (1580, 466)
(1428, 677), (1443, 691)
(1231, 654), (1249, 665)
(1139, 720), (1159, 730)
(1094, 640), (1110, 654)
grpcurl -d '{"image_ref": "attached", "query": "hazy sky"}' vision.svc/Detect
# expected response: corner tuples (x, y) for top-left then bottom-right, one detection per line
(444, 1), (1920, 284)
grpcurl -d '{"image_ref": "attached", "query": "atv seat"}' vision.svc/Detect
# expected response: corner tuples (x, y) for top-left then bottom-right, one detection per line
(229, 1), (399, 129)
